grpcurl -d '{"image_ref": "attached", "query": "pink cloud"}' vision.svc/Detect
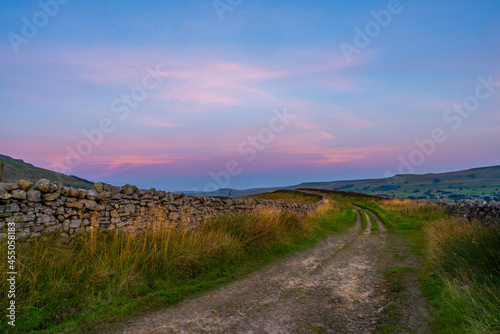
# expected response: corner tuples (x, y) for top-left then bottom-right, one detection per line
(0, 45), (386, 183)
(490, 126), (500, 134)
(13, 45), (370, 111)
(150, 122), (179, 128)
(293, 120), (336, 140)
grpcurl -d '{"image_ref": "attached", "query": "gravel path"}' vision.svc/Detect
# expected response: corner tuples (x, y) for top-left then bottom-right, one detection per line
(100, 208), (430, 334)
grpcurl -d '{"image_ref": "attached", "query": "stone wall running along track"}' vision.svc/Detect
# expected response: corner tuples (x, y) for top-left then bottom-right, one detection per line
(0, 179), (325, 241)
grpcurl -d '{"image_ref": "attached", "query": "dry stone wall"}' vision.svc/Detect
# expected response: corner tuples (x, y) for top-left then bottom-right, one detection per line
(0, 179), (325, 241)
(437, 199), (500, 228)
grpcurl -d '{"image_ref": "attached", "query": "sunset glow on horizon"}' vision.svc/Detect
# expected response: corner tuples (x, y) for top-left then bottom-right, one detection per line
(1, 0), (499, 191)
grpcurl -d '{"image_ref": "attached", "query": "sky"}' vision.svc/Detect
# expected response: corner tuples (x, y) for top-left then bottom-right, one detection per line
(1, 0), (499, 192)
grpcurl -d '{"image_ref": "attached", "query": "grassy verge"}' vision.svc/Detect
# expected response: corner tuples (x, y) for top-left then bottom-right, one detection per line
(246, 190), (320, 204)
(359, 198), (500, 333)
(305, 190), (500, 333)
(425, 217), (500, 333)
(359, 209), (368, 231)
(364, 211), (379, 232)
(0, 199), (355, 333)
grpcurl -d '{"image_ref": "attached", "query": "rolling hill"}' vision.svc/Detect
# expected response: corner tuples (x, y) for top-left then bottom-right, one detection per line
(297, 166), (500, 201)
(194, 166), (500, 201)
(2, 152), (498, 201)
(0, 154), (93, 189)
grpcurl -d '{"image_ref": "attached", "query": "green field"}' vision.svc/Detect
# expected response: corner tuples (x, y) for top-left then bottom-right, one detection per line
(2, 153), (499, 202)
(298, 166), (500, 201)
(196, 166), (500, 202)
(246, 190), (320, 204)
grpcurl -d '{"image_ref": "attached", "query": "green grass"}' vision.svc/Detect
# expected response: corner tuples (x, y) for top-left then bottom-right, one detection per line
(306, 190), (500, 333)
(0, 154), (93, 189)
(425, 218), (500, 333)
(358, 199), (500, 333)
(386, 267), (417, 276)
(246, 190), (320, 204)
(365, 211), (379, 232)
(385, 267), (418, 295)
(376, 202), (499, 332)
(293, 166), (500, 201)
(0, 200), (355, 333)
(359, 209), (368, 231)
(307, 324), (327, 333)
(5, 188), (497, 333)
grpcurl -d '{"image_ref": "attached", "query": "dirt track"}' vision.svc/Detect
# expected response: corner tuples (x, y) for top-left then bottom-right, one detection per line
(102, 208), (430, 334)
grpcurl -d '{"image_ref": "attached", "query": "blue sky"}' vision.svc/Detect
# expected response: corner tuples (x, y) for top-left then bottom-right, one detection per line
(1, 0), (499, 191)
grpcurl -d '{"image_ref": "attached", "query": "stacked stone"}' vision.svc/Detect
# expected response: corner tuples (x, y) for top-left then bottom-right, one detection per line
(0, 179), (324, 241)
(437, 199), (500, 228)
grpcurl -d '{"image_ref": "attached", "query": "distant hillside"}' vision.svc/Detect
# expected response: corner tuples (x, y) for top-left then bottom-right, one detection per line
(0, 154), (93, 189)
(186, 187), (283, 198)
(303, 166), (500, 201)
(2, 153), (497, 201)
(196, 166), (500, 202)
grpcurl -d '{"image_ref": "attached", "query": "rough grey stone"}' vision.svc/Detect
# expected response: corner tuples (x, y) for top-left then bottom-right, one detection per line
(26, 190), (42, 202)
(97, 191), (111, 200)
(5, 204), (20, 213)
(121, 184), (135, 195)
(69, 219), (81, 228)
(61, 187), (70, 196)
(42, 192), (60, 202)
(34, 179), (51, 192)
(17, 229), (30, 240)
(77, 189), (88, 199)
(93, 183), (104, 193)
(123, 204), (136, 213)
(69, 187), (79, 197)
(87, 190), (98, 200)
(80, 199), (97, 210)
(10, 189), (26, 200)
(48, 182), (58, 193)
(17, 180), (33, 191)
(4, 183), (19, 191)
(65, 202), (83, 209)
(0, 189), (12, 201)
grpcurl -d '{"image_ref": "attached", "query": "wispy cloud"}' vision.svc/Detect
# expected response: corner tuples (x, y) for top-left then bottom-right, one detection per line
(299, 146), (397, 165)
(150, 122), (179, 128)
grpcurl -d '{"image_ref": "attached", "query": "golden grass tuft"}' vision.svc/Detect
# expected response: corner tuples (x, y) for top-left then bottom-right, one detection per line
(380, 198), (440, 213)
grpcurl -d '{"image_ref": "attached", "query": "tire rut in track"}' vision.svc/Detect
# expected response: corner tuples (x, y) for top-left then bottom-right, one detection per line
(100, 206), (430, 334)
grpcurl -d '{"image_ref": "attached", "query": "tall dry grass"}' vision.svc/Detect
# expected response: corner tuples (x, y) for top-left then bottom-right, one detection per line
(379, 198), (439, 213)
(0, 199), (349, 333)
(425, 217), (500, 333)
